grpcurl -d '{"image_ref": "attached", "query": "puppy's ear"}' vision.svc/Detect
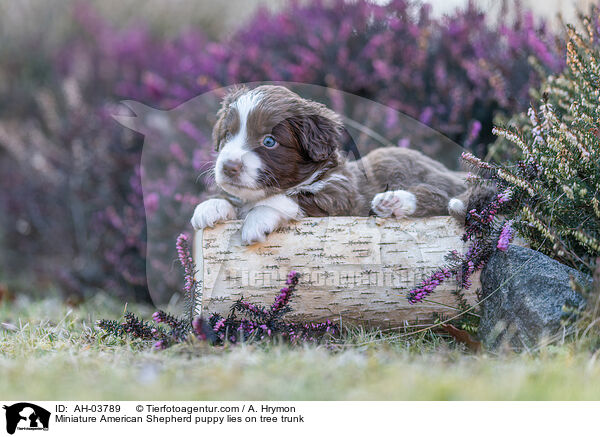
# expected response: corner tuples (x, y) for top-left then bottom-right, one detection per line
(212, 111), (227, 152)
(212, 85), (248, 151)
(291, 113), (343, 162)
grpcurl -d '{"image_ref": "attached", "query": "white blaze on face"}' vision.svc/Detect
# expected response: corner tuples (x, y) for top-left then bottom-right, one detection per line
(215, 90), (264, 201)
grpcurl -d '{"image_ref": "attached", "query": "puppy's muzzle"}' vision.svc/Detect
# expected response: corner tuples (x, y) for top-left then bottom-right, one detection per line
(222, 159), (243, 178)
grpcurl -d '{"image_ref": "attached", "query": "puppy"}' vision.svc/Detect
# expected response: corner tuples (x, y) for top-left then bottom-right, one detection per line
(191, 85), (473, 245)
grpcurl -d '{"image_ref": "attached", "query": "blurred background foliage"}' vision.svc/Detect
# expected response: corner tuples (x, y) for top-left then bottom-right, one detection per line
(0, 0), (576, 303)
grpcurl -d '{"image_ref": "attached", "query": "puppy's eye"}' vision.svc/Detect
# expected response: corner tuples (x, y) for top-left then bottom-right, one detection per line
(262, 135), (277, 148)
(224, 131), (232, 141)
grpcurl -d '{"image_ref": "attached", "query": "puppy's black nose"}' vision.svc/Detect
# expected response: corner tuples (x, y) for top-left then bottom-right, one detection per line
(222, 159), (243, 177)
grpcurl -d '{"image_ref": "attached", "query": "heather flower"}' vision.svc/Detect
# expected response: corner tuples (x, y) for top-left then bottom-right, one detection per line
(153, 340), (167, 350)
(191, 317), (218, 343)
(100, 312), (162, 341)
(464, 120), (482, 148)
(234, 301), (270, 320)
(497, 220), (514, 251)
(497, 189), (513, 203)
(272, 271), (299, 312)
(176, 234), (195, 294)
(462, 187), (514, 242)
(213, 317), (226, 332)
(461, 151), (494, 170)
(286, 271), (299, 285)
(408, 268), (453, 304)
(144, 192), (160, 216)
(191, 317), (203, 335)
(152, 310), (182, 329)
(176, 233), (201, 323)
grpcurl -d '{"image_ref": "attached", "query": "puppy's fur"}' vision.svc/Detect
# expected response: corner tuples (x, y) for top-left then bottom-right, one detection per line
(191, 85), (478, 245)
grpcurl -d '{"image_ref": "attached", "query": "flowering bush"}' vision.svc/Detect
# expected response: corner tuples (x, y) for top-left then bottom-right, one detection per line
(0, 0), (565, 301)
(115, 0), (563, 151)
(410, 10), (600, 337)
(472, 15), (600, 276)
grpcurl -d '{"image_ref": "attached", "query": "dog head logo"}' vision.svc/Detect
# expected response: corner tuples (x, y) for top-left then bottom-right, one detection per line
(3, 403), (50, 434)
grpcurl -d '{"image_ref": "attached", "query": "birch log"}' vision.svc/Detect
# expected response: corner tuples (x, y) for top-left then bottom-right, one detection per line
(193, 216), (478, 327)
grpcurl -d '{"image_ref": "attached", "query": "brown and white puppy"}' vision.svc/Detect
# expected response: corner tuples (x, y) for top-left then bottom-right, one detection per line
(191, 85), (472, 245)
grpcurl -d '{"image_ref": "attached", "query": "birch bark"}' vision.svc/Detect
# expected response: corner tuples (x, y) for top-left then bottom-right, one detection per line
(193, 216), (477, 327)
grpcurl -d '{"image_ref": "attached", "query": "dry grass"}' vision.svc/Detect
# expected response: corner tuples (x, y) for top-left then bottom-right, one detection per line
(1, 294), (600, 400)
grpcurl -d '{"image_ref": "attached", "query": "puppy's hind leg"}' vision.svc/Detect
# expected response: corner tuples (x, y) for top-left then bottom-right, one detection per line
(371, 190), (417, 218)
(405, 184), (452, 217)
(371, 184), (450, 218)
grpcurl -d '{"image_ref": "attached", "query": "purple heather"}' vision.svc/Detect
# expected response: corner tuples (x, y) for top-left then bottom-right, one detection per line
(408, 268), (453, 304)
(153, 340), (167, 350)
(8, 0), (561, 300)
(497, 220), (514, 251)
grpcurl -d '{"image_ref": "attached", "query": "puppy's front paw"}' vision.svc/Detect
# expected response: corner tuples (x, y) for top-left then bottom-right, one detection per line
(371, 190), (417, 218)
(191, 199), (237, 230)
(241, 206), (281, 245)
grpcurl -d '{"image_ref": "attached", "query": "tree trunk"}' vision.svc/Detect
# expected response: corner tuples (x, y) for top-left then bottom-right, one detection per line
(193, 216), (477, 327)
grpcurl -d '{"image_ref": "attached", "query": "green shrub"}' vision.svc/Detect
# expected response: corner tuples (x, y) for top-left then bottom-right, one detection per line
(471, 12), (600, 276)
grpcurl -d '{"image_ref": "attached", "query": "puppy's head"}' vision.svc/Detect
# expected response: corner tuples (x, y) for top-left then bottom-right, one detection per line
(212, 85), (343, 201)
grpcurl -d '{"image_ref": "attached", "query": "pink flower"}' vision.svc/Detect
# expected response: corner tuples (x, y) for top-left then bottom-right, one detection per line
(408, 268), (453, 304)
(497, 189), (513, 203)
(497, 220), (514, 251)
(153, 340), (167, 350)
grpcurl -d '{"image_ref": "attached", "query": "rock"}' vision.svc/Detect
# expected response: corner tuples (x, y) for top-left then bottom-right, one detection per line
(478, 245), (589, 350)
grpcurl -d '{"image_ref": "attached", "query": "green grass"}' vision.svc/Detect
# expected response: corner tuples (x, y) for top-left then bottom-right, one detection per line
(1, 294), (600, 400)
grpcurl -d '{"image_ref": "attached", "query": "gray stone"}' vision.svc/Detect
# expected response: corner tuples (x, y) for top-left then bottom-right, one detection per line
(478, 245), (589, 350)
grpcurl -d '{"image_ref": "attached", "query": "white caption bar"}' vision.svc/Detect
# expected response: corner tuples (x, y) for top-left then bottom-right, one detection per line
(0, 401), (597, 436)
